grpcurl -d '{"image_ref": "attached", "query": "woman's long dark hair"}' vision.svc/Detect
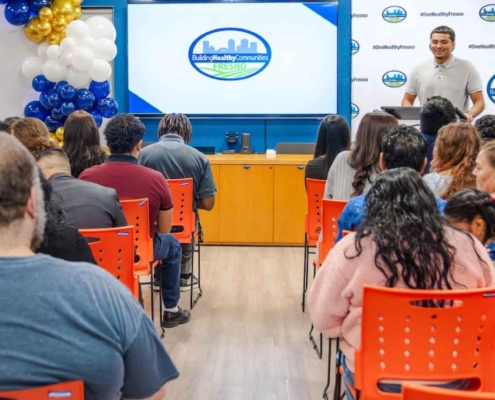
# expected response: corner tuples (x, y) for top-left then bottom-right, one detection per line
(314, 115), (350, 175)
(39, 171), (65, 248)
(63, 110), (107, 178)
(444, 189), (495, 244)
(349, 168), (456, 290)
(349, 112), (398, 197)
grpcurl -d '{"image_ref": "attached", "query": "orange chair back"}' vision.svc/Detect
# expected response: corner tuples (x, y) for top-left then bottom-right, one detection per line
(0, 381), (84, 399)
(355, 286), (495, 399)
(79, 226), (139, 300)
(318, 199), (348, 264)
(305, 179), (326, 246)
(167, 178), (196, 243)
(120, 198), (154, 276)
(402, 383), (495, 400)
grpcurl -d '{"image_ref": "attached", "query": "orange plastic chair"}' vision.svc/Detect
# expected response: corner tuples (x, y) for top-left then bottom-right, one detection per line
(302, 178), (326, 312)
(354, 285), (495, 400)
(402, 383), (495, 400)
(167, 178), (202, 309)
(79, 226), (140, 301)
(0, 381), (84, 399)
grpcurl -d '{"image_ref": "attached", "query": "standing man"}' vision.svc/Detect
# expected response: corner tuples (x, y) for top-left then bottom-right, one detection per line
(401, 26), (484, 123)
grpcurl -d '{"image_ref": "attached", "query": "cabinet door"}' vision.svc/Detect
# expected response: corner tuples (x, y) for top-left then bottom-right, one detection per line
(219, 165), (274, 243)
(273, 165), (307, 244)
(198, 164), (220, 243)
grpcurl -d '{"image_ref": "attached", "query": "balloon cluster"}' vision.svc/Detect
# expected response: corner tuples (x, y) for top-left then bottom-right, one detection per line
(2, 0), (50, 27)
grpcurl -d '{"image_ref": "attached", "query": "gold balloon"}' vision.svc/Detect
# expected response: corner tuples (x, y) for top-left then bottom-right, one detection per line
(49, 133), (58, 143)
(24, 17), (45, 43)
(72, 0), (83, 5)
(101, 146), (110, 155)
(52, 0), (75, 23)
(52, 15), (67, 33)
(46, 31), (63, 45)
(73, 6), (82, 20)
(55, 127), (64, 142)
(39, 7), (54, 22)
(37, 20), (52, 37)
(58, 141), (64, 147)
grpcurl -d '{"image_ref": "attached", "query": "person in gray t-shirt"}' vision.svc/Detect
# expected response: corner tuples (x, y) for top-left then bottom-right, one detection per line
(402, 26), (484, 123)
(0, 133), (178, 400)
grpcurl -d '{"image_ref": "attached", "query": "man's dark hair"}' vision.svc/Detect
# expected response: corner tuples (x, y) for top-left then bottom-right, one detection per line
(475, 115), (495, 143)
(104, 114), (146, 154)
(0, 117), (21, 134)
(420, 96), (456, 137)
(381, 125), (427, 172)
(430, 26), (455, 42)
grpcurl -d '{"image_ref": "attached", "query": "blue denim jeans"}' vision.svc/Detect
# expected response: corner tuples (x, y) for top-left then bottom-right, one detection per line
(340, 354), (470, 400)
(153, 233), (182, 309)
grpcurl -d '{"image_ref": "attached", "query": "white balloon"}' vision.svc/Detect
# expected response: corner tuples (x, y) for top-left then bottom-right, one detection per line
(85, 16), (116, 41)
(60, 37), (76, 53)
(46, 45), (62, 60)
(88, 59), (112, 82)
(81, 37), (97, 52)
(22, 57), (44, 80)
(94, 38), (117, 62)
(66, 20), (91, 41)
(42, 59), (67, 82)
(60, 52), (73, 66)
(37, 42), (50, 62)
(66, 66), (91, 89)
(72, 47), (95, 71)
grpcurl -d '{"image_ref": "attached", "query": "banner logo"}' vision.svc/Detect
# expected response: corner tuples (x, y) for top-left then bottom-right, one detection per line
(352, 40), (360, 55)
(382, 70), (407, 88)
(189, 28), (272, 81)
(382, 6), (407, 23)
(480, 5), (495, 21)
(351, 103), (360, 119)
(488, 75), (495, 104)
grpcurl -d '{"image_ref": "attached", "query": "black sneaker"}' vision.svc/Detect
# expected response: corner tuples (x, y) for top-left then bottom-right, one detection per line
(162, 306), (191, 328)
(180, 275), (199, 292)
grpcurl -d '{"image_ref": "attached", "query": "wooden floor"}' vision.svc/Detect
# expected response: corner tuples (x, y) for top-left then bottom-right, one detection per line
(142, 246), (329, 400)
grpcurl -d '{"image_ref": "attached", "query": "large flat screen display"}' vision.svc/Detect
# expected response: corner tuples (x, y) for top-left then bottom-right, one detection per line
(128, 1), (338, 117)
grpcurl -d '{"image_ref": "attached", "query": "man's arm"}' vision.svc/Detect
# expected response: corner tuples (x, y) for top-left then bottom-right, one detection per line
(401, 92), (417, 107)
(198, 196), (215, 211)
(466, 91), (485, 123)
(156, 208), (173, 234)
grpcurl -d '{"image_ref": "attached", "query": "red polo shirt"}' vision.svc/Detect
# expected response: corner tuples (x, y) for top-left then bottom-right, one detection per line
(80, 155), (173, 238)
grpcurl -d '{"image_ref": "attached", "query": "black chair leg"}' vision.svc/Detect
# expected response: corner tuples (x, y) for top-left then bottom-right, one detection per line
(157, 265), (165, 339)
(309, 323), (323, 359)
(334, 343), (342, 400)
(302, 235), (308, 312)
(322, 338), (332, 400)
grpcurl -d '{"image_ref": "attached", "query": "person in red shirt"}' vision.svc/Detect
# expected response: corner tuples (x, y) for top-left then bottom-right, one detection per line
(80, 114), (191, 328)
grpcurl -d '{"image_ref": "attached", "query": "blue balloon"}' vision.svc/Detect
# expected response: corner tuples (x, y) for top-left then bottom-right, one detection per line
(30, 0), (50, 15)
(32, 75), (54, 93)
(89, 80), (111, 100)
(89, 110), (103, 128)
(5, 0), (31, 26)
(55, 81), (68, 94)
(44, 115), (60, 132)
(0, 0), (9, 4)
(60, 84), (76, 101)
(48, 92), (62, 108)
(24, 101), (49, 120)
(51, 107), (65, 121)
(96, 98), (109, 114)
(61, 101), (75, 116)
(101, 98), (118, 118)
(39, 89), (54, 109)
(75, 89), (95, 110)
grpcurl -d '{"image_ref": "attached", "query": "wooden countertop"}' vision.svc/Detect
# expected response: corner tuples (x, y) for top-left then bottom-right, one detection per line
(206, 154), (313, 165)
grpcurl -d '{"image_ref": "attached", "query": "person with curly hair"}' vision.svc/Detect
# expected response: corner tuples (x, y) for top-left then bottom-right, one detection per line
(474, 115), (495, 144)
(424, 122), (481, 199)
(63, 110), (107, 178)
(11, 118), (57, 157)
(324, 111), (398, 200)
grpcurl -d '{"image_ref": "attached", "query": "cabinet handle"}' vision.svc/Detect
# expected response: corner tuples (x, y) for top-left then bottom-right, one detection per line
(243, 165), (251, 169)
(297, 165), (305, 170)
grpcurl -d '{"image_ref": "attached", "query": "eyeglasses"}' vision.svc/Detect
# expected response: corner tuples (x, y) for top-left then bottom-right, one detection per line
(35, 147), (69, 161)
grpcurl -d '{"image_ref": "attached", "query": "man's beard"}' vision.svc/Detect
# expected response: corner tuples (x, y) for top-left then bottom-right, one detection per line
(30, 179), (46, 251)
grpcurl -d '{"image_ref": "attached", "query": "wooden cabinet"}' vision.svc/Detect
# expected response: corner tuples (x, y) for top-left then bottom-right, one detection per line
(273, 165), (307, 244)
(219, 165), (274, 244)
(198, 164), (220, 243)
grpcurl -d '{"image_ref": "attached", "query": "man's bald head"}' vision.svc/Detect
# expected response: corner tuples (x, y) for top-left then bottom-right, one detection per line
(36, 149), (71, 179)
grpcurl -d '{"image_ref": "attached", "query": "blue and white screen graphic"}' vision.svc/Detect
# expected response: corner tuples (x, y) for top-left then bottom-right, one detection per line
(128, 2), (338, 115)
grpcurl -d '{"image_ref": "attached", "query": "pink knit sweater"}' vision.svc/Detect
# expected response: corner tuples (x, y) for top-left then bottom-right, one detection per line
(308, 227), (495, 372)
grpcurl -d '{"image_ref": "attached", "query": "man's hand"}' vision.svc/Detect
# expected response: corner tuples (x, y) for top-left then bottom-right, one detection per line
(464, 113), (474, 123)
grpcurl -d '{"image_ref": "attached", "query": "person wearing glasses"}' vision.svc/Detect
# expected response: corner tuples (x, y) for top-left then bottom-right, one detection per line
(401, 26), (484, 123)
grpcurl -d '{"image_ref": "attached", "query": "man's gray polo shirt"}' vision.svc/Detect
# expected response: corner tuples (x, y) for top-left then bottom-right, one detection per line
(406, 56), (482, 111)
(138, 134), (216, 211)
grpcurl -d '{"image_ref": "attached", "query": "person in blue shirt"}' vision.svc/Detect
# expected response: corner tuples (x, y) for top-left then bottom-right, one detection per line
(444, 188), (495, 262)
(336, 125), (447, 243)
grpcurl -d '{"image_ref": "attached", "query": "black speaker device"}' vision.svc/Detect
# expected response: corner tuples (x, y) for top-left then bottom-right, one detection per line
(239, 133), (254, 154)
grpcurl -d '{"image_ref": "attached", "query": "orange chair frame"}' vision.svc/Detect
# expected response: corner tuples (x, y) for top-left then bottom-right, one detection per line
(402, 383), (495, 400)
(0, 381), (84, 399)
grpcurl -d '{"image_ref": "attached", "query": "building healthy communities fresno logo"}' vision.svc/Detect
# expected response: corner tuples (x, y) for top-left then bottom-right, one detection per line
(488, 75), (495, 104)
(382, 6), (407, 23)
(480, 5), (495, 21)
(188, 28), (271, 81)
(382, 70), (407, 88)
(351, 40), (360, 55)
(351, 103), (360, 119)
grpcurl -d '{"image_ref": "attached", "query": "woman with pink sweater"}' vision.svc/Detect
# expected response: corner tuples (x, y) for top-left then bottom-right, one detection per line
(308, 168), (495, 399)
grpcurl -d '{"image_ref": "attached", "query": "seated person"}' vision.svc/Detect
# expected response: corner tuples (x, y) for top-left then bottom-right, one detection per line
(139, 113), (216, 290)
(474, 141), (495, 198)
(445, 188), (495, 262)
(308, 167), (495, 399)
(11, 117), (57, 156)
(0, 133), (178, 399)
(475, 114), (495, 144)
(36, 148), (127, 230)
(335, 125), (446, 242)
(0, 116), (21, 134)
(37, 171), (95, 264)
(80, 114), (190, 327)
